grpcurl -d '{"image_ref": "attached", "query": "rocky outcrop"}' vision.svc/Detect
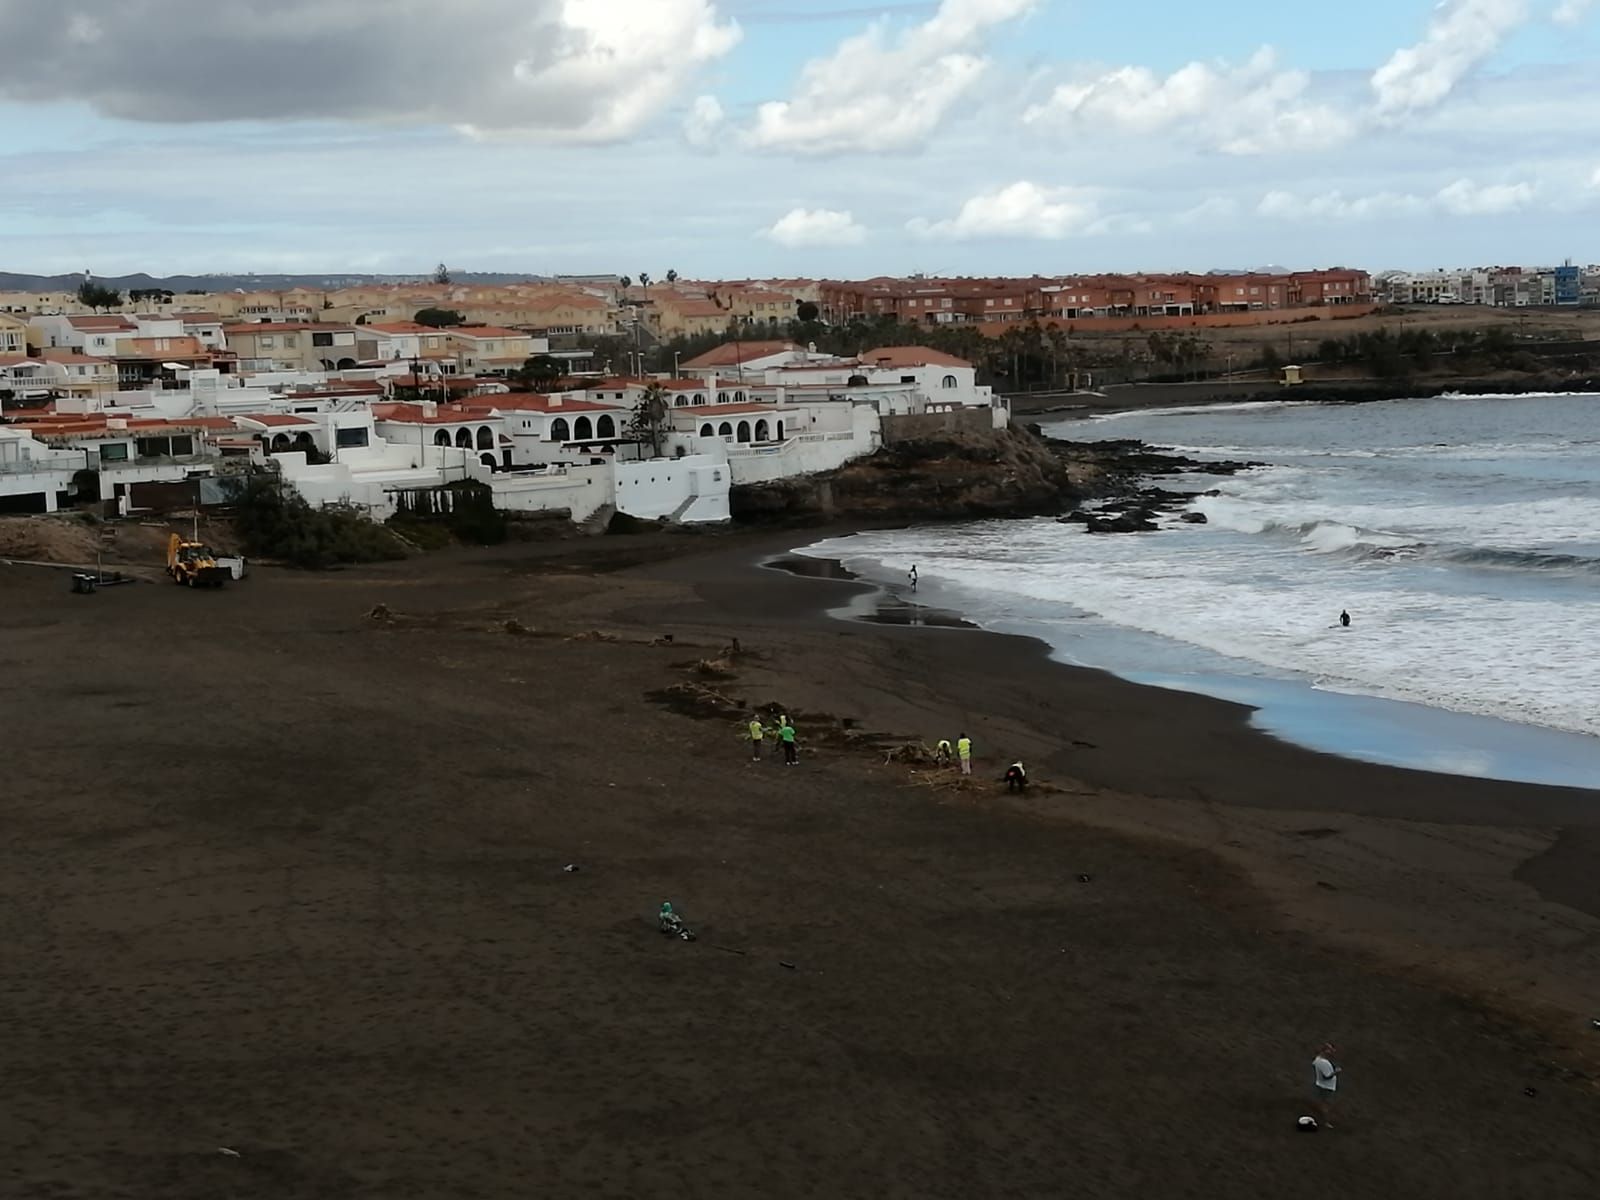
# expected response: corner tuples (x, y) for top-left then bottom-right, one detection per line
(730, 428), (1076, 525)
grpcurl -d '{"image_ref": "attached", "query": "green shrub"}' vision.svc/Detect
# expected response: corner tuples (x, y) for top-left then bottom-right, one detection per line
(225, 475), (406, 569)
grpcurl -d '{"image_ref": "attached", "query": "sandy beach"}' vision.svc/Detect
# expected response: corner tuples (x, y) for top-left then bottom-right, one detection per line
(3, 529), (1598, 1198)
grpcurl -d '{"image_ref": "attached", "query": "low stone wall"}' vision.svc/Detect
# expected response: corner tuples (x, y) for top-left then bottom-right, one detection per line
(881, 408), (997, 443)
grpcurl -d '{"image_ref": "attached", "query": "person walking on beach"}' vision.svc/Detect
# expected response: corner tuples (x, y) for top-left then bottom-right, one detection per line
(957, 732), (972, 776)
(1311, 1043), (1341, 1127)
(779, 717), (799, 766)
(748, 714), (765, 761)
(908, 564), (919, 591)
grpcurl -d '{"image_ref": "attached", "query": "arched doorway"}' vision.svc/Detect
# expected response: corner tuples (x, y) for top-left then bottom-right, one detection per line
(699, 423), (714, 437)
(754, 419), (769, 441)
(434, 430), (451, 446)
(717, 391), (729, 404)
(777, 420), (785, 440)
(550, 418), (570, 441)
(675, 396), (688, 407)
(292, 432), (314, 450)
(271, 433), (290, 451)
(476, 425), (494, 450)
(597, 415), (615, 438)
(736, 421), (752, 443)
(454, 428), (472, 448)
(574, 416), (593, 440)
(337, 358), (357, 370)
(479, 453), (497, 471)
(717, 422), (733, 437)
(693, 393), (705, 405)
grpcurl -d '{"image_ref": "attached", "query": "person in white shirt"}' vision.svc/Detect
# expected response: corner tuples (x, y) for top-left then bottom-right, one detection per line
(1311, 1043), (1341, 1127)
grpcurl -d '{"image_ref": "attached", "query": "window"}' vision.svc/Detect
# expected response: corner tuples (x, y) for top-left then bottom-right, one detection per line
(550, 418), (570, 441)
(312, 332), (334, 347)
(699, 424), (714, 437)
(942, 375), (957, 389)
(335, 426), (370, 449)
(985, 299), (994, 308)
(284, 335), (298, 348)
(99, 442), (130, 462)
(900, 375), (916, 384)
(260, 336), (275, 349)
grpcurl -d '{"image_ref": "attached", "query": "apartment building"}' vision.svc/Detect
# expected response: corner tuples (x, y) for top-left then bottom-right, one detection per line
(222, 323), (361, 372)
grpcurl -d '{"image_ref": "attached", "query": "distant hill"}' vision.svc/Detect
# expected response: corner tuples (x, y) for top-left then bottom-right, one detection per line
(0, 270), (565, 292)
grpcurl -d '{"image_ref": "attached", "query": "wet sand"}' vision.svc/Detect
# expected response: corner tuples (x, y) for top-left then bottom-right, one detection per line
(2, 530), (1598, 1198)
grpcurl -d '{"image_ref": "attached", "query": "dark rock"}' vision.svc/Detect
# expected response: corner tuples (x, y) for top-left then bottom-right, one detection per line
(1181, 512), (1209, 524)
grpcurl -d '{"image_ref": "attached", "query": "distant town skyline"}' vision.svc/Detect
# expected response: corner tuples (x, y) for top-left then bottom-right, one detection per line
(2, 1), (1598, 277)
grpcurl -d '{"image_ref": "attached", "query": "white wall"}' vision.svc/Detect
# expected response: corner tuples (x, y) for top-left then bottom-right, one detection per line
(613, 454), (729, 523)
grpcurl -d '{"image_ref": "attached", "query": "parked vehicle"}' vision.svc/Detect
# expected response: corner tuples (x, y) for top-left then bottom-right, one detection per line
(166, 533), (230, 588)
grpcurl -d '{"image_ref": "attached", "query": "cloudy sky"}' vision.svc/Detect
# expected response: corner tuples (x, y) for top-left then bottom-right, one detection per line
(1, 0), (1597, 278)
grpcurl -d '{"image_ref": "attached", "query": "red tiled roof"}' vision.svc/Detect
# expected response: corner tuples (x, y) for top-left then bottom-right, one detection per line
(372, 402), (506, 425)
(862, 345), (973, 369)
(221, 322), (353, 334)
(449, 326), (530, 340)
(681, 340), (799, 369)
(675, 402), (779, 416)
(237, 413), (319, 427)
(461, 392), (623, 414)
(67, 316), (135, 330)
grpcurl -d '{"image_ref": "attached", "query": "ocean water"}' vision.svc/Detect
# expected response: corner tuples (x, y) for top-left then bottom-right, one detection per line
(800, 393), (1600, 789)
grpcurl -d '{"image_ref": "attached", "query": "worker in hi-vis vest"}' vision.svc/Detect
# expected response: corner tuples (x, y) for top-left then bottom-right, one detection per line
(936, 738), (953, 764)
(957, 733), (972, 776)
(748, 715), (765, 761)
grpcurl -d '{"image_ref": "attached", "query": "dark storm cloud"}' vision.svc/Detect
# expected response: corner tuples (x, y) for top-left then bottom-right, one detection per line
(0, 1), (740, 139)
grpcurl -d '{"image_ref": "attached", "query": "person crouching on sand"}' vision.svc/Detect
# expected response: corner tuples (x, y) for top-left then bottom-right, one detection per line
(935, 738), (952, 764)
(779, 717), (799, 765)
(957, 733), (972, 776)
(1005, 761), (1027, 793)
(1311, 1043), (1341, 1127)
(748, 714), (765, 761)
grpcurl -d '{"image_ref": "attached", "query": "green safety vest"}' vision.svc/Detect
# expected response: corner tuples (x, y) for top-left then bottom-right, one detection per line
(749, 721), (764, 740)
(957, 738), (972, 758)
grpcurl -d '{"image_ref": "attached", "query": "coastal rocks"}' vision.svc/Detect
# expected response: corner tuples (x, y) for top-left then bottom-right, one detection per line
(730, 428), (1077, 524)
(1181, 512), (1209, 524)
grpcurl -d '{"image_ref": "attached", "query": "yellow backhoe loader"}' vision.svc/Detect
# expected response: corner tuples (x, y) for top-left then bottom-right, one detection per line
(167, 533), (230, 588)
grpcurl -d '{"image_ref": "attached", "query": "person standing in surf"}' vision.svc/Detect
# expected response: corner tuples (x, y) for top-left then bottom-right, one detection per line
(1339, 610), (1351, 628)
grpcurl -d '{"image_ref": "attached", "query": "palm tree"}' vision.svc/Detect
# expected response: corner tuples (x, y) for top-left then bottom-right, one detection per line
(665, 269), (679, 284)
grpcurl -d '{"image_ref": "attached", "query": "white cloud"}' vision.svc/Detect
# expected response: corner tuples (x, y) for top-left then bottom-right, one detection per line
(746, 0), (1035, 154)
(1024, 47), (1355, 155)
(1258, 190), (1429, 221)
(763, 207), (868, 247)
(1259, 178), (1535, 220)
(1553, 0), (1597, 26)
(1371, 0), (1530, 119)
(0, 0), (742, 142)
(1590, 165), (1600, 189)
(683, 95), (726, 147)
(907, 181), (1100, 240)
(1435, 177), (1536, 214)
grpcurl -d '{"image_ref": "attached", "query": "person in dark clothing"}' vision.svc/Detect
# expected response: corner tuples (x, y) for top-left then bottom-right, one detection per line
(1339, 610), (1351, 628)
(1004, 761), (1028, 793)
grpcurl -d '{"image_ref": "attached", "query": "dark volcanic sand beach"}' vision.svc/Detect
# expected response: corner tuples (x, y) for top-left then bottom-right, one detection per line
(2, 531), (1599, 1198)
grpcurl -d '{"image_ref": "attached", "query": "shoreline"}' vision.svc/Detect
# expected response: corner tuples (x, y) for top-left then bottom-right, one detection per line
(775, 540), (1600, 790)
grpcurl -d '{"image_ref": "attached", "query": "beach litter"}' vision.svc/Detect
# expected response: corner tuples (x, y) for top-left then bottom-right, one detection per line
(1295, 1117), (1319, 1133)
(365, 603), (393, 623)
(562, 864), (580, 873)
(502, 618), (532, 636)
(218, 1147), (242, 1158)
(658, 902), (696, 941)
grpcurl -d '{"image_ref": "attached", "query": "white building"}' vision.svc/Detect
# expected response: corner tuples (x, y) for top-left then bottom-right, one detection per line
(0, 426), (84, 513)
